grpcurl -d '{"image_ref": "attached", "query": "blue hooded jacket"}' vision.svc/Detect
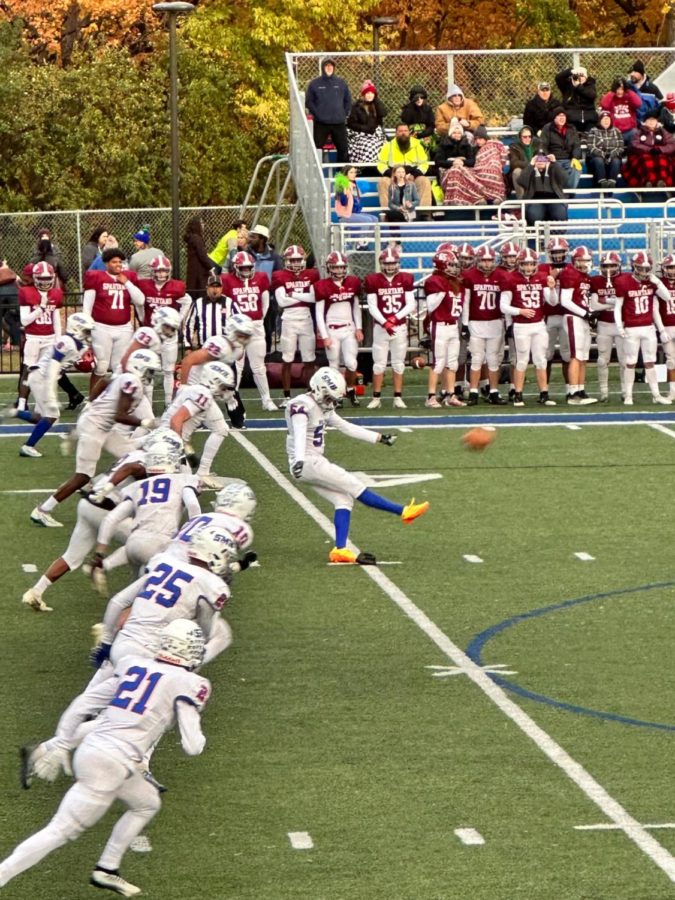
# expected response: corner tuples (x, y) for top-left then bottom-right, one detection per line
(306, 58), (352, 125)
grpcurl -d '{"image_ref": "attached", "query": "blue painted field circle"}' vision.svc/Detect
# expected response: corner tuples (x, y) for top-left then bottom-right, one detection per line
(465, 581), (675, 732)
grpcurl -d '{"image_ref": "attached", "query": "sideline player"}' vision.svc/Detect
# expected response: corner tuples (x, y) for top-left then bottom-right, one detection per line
(590, 251), (625, 402)
(559, 245), (598, 405)
(286, 366), (429, 564)
(422, 249), (466, 407)
(462, 246), (507, 406)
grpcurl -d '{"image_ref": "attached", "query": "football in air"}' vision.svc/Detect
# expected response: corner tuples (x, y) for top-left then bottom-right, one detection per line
(461, 426), (496, 451)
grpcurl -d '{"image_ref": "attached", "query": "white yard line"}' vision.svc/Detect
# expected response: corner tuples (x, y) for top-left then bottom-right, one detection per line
(574, 552), (596, 562)
(575, 823), (675, 832)
(287, 831), (314, 849)
(454, 827), (485, 846)
(21, 564), (37, 573)
(649, 424), (675, 439)
(232, 430), (675, 885)
(462, 554), (484, 563)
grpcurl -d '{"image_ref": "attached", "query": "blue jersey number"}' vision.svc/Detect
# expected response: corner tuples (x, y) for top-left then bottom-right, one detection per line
(138, 562), (194, 608)
(177, 514), (213, 543)
(110, 666), (163, 715)
(138, 477), (171, 506)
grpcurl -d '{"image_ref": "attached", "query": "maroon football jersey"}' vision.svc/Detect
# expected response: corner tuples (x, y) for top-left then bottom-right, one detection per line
(590, 274), (618, 325)
(364, 271), (415, 318)
(19, 285), (63, 336)
(614, 273), (656, 328)
(423, 273), (464, 324)
(137, 278), (187, 327)
(84, 270), (138, 326)
(559, 264), (591, 315)
(657, 277), (675, 327)
(221, 271), (270, 321)
(314, 275), (362, 317)
(462, 266), (502, 322)
(505, 271), (549, 324)
(272, 268), (320, 310)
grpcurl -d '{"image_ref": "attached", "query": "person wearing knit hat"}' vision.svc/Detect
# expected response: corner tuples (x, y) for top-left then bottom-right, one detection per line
(628, 59), (663, 104)
(346, 78), (387, 162)
(539, 107), (583, 191)
(434, 84), (484, 136)
(128, 226), (164, 280)
(400, 84), (435, 146)
(586, 107), (624, 188)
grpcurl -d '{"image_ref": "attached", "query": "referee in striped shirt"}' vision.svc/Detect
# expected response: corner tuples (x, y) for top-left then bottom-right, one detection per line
(184, 272), (227, 347)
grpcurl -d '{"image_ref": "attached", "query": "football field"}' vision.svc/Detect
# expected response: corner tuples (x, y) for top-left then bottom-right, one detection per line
(2, 381), (675, 899)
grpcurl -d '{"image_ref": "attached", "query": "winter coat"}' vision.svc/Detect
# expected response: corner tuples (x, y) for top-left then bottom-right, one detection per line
(600, 91), (641, 134)
(660, 105), (675, 134)
(387, 180), (420, 215)
(522, 94), (560, 134)
(183, 221), (213, 294)
(347, 98), (387, 134)
(306, 63), (352, 125)
(400, 89), (435, 139)
(629, 123), (675, 155)
(555, 69), (598, 130)
(435, 98), (484, 135)
(539, 122), (582, 161)
(434, 135), (476, 173)
(509, 135), (542, 172)
(517, 162), (568, 199)
(377, 137), (430, 176)
(586, 126), (624, 160)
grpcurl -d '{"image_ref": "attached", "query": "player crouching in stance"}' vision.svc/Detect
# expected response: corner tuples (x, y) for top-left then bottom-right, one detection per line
(0, 620), (211, 898)
(286, 367), (429, 565)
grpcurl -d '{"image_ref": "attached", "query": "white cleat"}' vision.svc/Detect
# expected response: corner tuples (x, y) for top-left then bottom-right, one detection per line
(30, 506), (63, 528)
(19, 444), (42, 458)
(22, 589), (53, 613)
(262, 399), (278, 411)
(367, 397), (382, 409)
(91, 567), (109, 597)
(89, 868), (141, 897)
(392, 396), (407, 409)
(425, 397), (442, 408)
(623, 397), (634, 406)
(653, 395), (672, 405)
(279, 398), (291, 408)
(198, 473), (225, 490)
(1, 405), (18, 418)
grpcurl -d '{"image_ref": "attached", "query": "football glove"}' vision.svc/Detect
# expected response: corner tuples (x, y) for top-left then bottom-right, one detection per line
(89, 641), (112, 669)
(34, 747), (73, 782)
(380, 433), (397, 446)
(291, 460), (304, 478)
(383, 315), (399, 335)
(239, 550), (258, 571)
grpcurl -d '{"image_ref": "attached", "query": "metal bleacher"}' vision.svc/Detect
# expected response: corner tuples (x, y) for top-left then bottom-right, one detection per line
(285, 47), (675, 279)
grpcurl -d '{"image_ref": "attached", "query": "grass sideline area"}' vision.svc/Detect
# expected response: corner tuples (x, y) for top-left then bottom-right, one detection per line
(2, 377), (675, 898)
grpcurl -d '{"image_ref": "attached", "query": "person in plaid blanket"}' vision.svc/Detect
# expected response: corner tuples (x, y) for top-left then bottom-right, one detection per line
(586, 110), (624, 188)
(622, 114), (675, 188)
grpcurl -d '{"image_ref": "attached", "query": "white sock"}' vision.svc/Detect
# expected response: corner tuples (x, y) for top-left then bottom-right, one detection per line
(33, 576), (52, 597)
(41, 496), (58, 513)
(253, 371), (271, 403)
(624, 368), (635, 398)
(197, 432), (225, 475)
(163, 372), (175, 404)
(597, 363), (608, 395)
(645, 368), (660, 397)
(97, 805), (159, 871)
(669, 379), (675, 396)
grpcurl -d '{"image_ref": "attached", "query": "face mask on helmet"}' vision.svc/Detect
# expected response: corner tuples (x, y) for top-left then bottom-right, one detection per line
(188, 526), (239, 578)
(284, 246), (306, 274)
(433, 251), (459, 278)
(157, 619), (206, 670)
(501, 247), (519, 270)
(476, 250), (496, 274)
(572, 250), (592, 273)
(309, 366), (346, 410)
(632, 253), (653, 280)
(200, 361), (236, 398)
(142, 427), (184, 454)
(547, 238), (569, 265)
(379, 250), (400, 277)
(66, 313), (94, 344)
(144, 448), (181, 474)
(214, 482), (257, 521)
(457, 245), (475, 269)
(224, 314), (254, 347)
(600, 261), (620, 278)
(126, 349), (160, 384)
(233, 252), (255, 281)
(326, 252), (348, 280)
(661, 256), (675, 280)
(151, 257), (171, 286)
(33, 261), (55, 292)
(152, 307), (181, 339)
(517, 251), (538, 277)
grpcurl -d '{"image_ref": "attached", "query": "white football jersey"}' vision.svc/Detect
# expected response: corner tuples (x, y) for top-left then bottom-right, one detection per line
(132, 325), (161, 351)
(81, 372), (145, 429)
(285, 392), (332, 461)
(161, 384), (214, 429)
(170, 510), (254, 556)
(88, 448), (146, 507)
(36, 334), (88, 377)
(187, 335), (243, 386)
(120, 472), (201, 538)
(119, 550), (229, 651)
(83, 654), (210, 763)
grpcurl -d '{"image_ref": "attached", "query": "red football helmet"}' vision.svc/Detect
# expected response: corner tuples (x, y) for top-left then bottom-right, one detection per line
(325, 251), (348, 280)
(32, 261), (55, 291)
(571, 245), (592, 273)
(661, 253), (675, 280)
(632, 250), (653, 281)
(547, 236), (570, 265)
(283, 245), (306, 274)
(600, 251), (621, 278)
(74, 347), (95, 373)
(150, 255), (172, 286)
(232, 251), (255, 281)
(475, 246), (496, 274)
(379, 247), (400, 277)
(432, 250), (460, 278)
(500, 241), (520, 270)
(456, 242), (476, 269)
(517, 247), (539, 277)
(436, 241), (458, 255)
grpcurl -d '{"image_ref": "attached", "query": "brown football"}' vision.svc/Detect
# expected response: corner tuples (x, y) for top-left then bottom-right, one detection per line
(411, 355), (427, 369)
(461, 426), (496, 451)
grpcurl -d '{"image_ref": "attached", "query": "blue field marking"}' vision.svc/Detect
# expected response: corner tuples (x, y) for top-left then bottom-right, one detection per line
(466, 581), (675, 732)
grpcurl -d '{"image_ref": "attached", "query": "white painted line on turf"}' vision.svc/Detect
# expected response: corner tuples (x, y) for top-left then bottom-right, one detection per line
(649, 423), (675, 439)
(231, 430), (675, 885)
(397, 427), (414, 432)
(0, 489), (55, 494)
(463, 554), (484, 563)
(427, 663), (518, 677)
(574, 552), (595, 561)
(575, 823), (675, 832)
(352, 472), (442, 489)
(454, 828), (485, 846)
(565, 424), (582, 430)
(288, 831), (314, 849)
(328, 561), (402, 567)
(21, 564), (37, 573)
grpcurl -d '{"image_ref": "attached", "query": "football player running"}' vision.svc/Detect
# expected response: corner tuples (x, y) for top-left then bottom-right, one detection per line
(286, 366), (429, 565)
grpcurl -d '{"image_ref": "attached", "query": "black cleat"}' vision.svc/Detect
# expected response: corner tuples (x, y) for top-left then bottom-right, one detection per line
(19, 744), (35, 789)
(488, 392), (507, 405)
(480, 385), (491, 399)
(66, 393), (85, 411)
(467, 393), (479, 406)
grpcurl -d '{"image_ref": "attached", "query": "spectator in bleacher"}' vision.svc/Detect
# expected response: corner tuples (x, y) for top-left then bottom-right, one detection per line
(660, 93), (675, 133)
(622, 114), (675, 189)
(377, 124), (432, 210)
(435, 122), (475, 180)
(435, 85), (484, 136)
(335, 166), (379, 225)
(629, 60), (663, 103)
(600, 78), (640, 145)
(183, 216), (213, 300)
(209, 220), (249, 273)
(441, 126), (508, 206)
(81, 227), (108, 271)
(305, 57), (351, 163)
(586, 110), (624, 188)
(509, 126), (542, 199)
(128, 228), (164, 280)
(522, 82), (559, 135)
(346, 80), (387, 163)
(516, 154), (568, 226)
(555, 66), (597, 132)
(30, 230), (68, 289)
(385, 165), (420, 224)
(400, 85), (436, 151)
(87, 234), (119, 271)
(539, 108), (582, 189)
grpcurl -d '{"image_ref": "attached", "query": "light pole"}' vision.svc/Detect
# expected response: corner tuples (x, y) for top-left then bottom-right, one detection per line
(371, 16), (397, 87)
(152, 1), (195, 279)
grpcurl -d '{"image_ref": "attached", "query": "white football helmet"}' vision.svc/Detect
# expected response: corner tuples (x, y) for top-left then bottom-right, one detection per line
(156, 619), (205, 670)
(33, 260), (55, 291)
(224, 313), (255, 347)
(152, 306), (182, 339)
(145, 447), (181, 474)
(66, 312), (94, 344)
(141, 426), (184, 454)
(309, 366), (346, 410)
(214, 482), (257, 522)
(199, 361), (236, 397)
(188, 526), (239, 577)
(126, 349), (160, 384)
